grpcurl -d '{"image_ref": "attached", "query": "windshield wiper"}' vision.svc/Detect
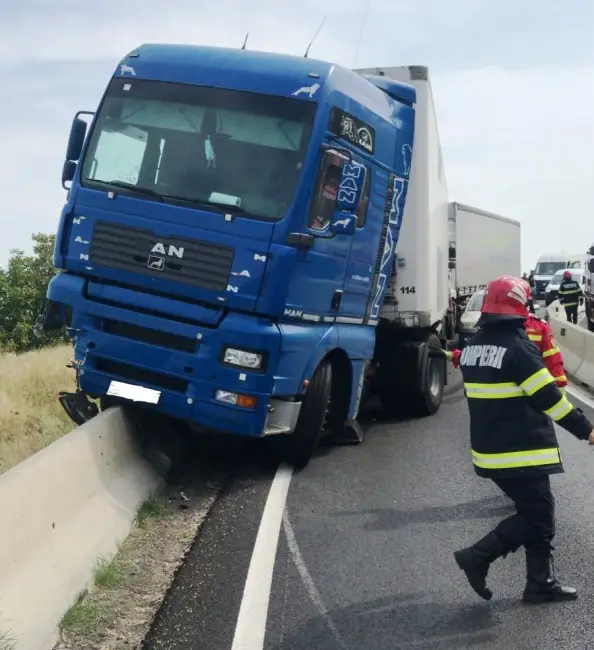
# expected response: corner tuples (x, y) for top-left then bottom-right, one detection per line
(91, 179), (164, 202)
(162, 196), (248, 214)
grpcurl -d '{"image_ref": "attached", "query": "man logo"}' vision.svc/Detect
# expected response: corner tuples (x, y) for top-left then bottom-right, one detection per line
(151, 242), (184, 258)
(147, 255), (165, 271)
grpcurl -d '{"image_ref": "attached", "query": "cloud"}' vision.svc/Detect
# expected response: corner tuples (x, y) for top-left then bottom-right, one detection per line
(433, 66), (594, 266)
(1, 0), (593, 270)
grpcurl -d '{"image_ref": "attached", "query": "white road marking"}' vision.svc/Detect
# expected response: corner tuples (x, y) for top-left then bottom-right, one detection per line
(231, 464), (293, 650)
(283, 511), (348, 649)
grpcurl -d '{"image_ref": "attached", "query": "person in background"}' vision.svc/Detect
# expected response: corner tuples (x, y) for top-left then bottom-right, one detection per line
(450, 275), (594, 604)
(445, 280), (568, 392)
(528, 270), (535, 289)
(558, 270), (583, 324)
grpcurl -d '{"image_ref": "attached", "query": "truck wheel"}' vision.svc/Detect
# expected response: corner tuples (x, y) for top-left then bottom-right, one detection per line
(413, 333), (445, 416)
(445, 311), (456, 340)
(588, 319), (594, 333)
(285, 360), (332, 470)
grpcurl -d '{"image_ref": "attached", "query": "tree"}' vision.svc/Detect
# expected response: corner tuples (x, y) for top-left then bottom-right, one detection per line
(0, 233), (69, 353)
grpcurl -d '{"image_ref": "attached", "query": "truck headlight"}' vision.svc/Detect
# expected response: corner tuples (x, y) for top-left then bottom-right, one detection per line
(222, 347), (264, 370)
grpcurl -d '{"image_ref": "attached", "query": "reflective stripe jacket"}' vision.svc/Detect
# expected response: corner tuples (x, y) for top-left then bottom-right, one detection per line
(445, 315), (568, 388)
(458, 321), (592, 479)
(558, 278), (583, 307)
(524, 314), (567, 388)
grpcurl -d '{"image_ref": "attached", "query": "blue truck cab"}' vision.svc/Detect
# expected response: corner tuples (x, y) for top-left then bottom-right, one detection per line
(42, 44), (418, 467)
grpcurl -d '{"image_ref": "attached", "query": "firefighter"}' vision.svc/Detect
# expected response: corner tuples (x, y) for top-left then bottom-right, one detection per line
(452, 275), (594, 604)
(558, 270), (582, 324)
(523, 301), (568, 393)
(445, 280), (568, 392)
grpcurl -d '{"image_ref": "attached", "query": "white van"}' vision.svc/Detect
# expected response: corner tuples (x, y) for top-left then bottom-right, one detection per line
(544, 268), (585, 306)
(533, 253), (585, 299)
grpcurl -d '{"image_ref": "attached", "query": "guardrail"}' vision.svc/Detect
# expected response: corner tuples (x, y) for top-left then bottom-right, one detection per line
(0, 407), (161, 650)
(547, 300), (594, 389)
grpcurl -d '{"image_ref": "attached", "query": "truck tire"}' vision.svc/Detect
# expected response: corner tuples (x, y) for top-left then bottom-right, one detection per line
(378, 334), (445, 417)
(588, 319), (594, 333)
(414, 333), (446, 415)
(285, 360), (332, 470)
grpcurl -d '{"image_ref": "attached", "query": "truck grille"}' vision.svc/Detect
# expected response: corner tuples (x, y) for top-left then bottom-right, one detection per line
(95, 357), (189, 393)
(103, 319), (198, 353)
(89, 221), (233, 292)
(535, 280), (548, 295)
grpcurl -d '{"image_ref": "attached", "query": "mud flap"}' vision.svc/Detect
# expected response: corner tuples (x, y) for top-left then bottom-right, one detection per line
(322, 419), (364, 446)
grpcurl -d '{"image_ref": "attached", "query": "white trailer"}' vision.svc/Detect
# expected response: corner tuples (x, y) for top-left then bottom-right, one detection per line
(355, 66), (450, 333)
(448, 202), (521, 308)
(355, 65), (453, 414)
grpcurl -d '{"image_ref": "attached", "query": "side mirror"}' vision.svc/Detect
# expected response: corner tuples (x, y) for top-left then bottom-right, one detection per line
(330, 212), (357, 235)
(65, 116), (89, 162)
(61, 160), (77, 190)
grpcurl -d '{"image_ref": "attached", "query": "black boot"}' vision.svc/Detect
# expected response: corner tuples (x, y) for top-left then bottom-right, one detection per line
(454, 532), (508, 600)
(522, 552), (577, 604)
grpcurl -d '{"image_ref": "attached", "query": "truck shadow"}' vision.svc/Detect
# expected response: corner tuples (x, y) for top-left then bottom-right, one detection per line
(333, 494), (513, 531)
(129, 385), (462, 490)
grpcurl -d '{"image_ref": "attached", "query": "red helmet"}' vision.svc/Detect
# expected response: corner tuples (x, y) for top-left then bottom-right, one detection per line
(563, 269), (572, 279)
(481, 275), (530, 318)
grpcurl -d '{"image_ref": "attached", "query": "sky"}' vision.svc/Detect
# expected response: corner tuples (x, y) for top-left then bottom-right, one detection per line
(1, 0), (593, 271)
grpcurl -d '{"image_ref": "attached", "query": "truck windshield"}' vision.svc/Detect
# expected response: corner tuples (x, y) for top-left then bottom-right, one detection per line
(81, 78), (317, 220)
(535, 262), (567, 275)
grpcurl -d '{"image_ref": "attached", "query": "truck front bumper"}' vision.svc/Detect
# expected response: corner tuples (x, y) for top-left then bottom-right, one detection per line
(48, 273), (301, 438)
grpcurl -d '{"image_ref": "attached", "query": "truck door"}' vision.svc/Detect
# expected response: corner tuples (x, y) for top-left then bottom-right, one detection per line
(282, 148), (354, 323)
(337, 162), (390, 324)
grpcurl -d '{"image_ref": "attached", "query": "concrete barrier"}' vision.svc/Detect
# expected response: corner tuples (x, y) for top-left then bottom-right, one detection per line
(547, 300), (591, 387)
(0, 407), (162, 650)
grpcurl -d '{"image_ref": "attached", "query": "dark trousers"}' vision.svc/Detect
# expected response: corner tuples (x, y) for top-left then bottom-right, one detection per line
(490, 475), (555, 556)
(564, 305), (578, 324)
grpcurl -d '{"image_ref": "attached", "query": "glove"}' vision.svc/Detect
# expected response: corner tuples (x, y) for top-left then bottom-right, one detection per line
(451, 349), (461, 368)
(443, 348), (462, 368)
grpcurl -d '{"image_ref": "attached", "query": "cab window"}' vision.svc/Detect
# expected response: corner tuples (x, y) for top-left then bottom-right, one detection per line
(307, 150), (370, 232)
(355, 168), (370, 228)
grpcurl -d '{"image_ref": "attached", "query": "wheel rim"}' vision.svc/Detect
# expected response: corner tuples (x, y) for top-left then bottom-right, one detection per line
(428, 358), (442, 399)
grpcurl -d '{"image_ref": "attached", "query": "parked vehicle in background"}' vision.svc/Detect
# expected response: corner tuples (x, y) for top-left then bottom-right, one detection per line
(532, 253), (586, 300)
(584, 245), (594, 332)
(545, 269), (585, 307)
(458, 289), (484, 347)
(447, 202), (521, 328)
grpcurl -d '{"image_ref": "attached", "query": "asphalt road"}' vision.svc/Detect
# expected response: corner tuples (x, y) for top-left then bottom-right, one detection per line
(143, 368), (594, 650)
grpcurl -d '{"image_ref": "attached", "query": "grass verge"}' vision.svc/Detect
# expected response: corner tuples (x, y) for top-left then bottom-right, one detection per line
(56, 484), (219, 649)
(0, 344), (75, 474)
(0, 628), (16, 650)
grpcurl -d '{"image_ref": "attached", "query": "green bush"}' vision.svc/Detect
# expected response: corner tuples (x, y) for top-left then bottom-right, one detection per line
(0, 233), (68, 354)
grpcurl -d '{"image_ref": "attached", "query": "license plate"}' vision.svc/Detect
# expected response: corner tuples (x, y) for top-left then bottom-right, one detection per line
(106, 380), (161, 404)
